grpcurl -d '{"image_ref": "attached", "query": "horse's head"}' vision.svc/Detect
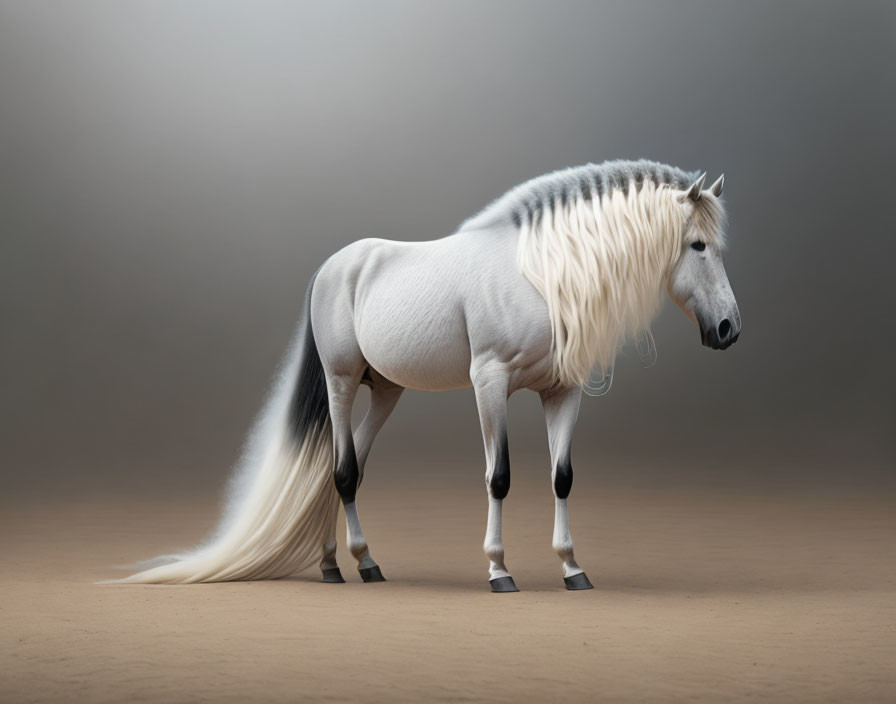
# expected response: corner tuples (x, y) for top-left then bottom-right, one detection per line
(666, 174), (741, 350)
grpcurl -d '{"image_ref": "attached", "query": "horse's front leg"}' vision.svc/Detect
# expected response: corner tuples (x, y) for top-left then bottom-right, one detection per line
(540, 386), (593, 590)
(472, 366), (517, 593)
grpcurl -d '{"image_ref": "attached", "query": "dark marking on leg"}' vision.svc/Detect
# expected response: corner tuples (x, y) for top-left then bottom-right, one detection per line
(554, 458), (573, 499)
(334, 451), (359, 503)
(488, 436), (510, 500)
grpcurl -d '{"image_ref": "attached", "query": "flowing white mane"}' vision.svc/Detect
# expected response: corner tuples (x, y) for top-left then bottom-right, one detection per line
(461, 160), (726, 387)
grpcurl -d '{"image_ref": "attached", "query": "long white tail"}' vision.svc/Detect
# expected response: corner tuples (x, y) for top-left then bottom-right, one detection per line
(117, 283), (338, 583)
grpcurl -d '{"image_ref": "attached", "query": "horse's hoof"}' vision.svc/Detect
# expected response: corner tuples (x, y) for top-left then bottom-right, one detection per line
(359, 565), (386, 582)
(321, 567), (345, 583)
(490, 576), (519, 593)
(564, 572), (593, 590)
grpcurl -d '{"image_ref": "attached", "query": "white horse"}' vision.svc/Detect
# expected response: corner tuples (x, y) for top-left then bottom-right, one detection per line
(119, 159), (740, 592)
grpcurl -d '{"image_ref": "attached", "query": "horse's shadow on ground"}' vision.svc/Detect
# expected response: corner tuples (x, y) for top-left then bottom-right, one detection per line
(282, 572), (848, 596)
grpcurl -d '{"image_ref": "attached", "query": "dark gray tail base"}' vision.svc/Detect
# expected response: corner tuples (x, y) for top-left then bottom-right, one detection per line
(287, 274), (330, 442)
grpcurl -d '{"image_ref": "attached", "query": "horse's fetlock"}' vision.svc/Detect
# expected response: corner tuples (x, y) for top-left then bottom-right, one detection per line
(553, 540), (574, 559)
(321, 538), (338, 561)
(484, 543), (504, 563)
(348, 540), (369, 560)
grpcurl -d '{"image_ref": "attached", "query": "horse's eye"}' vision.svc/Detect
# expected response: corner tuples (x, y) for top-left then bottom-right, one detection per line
(691, 241), (706, 252)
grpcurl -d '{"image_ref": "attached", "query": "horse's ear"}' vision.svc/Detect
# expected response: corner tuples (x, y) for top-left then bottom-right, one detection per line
(709, 174), (724, 197)
(684, 173), (706, 202)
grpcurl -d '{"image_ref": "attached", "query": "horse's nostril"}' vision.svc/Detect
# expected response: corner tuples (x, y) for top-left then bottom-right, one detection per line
(718, 319), (731, 340)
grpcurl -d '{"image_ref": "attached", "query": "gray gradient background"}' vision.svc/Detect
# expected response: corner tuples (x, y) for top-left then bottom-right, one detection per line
(1, 0), (893, 503)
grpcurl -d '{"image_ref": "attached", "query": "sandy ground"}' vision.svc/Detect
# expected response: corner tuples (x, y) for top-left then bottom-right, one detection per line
(1, 472), (895, 703)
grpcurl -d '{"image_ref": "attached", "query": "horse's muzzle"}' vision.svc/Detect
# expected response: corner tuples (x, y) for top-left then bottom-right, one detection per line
(701, 316), (741, 350)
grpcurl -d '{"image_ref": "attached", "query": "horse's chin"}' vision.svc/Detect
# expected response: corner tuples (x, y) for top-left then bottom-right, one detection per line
(700, 324), (740, 350)
(703, 335), (739, 350)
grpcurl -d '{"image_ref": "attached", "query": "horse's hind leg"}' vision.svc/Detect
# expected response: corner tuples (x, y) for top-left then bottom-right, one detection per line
(354, 377), (403, 485)
(319, 377), (402, 583)
(325, 366), (405, 582)
(312, 256), (396, 583)
(540, 386), (592, 590)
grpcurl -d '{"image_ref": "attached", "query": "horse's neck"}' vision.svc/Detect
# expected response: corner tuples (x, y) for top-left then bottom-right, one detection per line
(518, 196), (677, 386)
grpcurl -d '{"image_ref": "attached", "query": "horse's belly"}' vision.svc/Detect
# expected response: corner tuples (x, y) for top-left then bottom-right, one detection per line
(355, 272), (472, 391)
(357, 308), (472, 391)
